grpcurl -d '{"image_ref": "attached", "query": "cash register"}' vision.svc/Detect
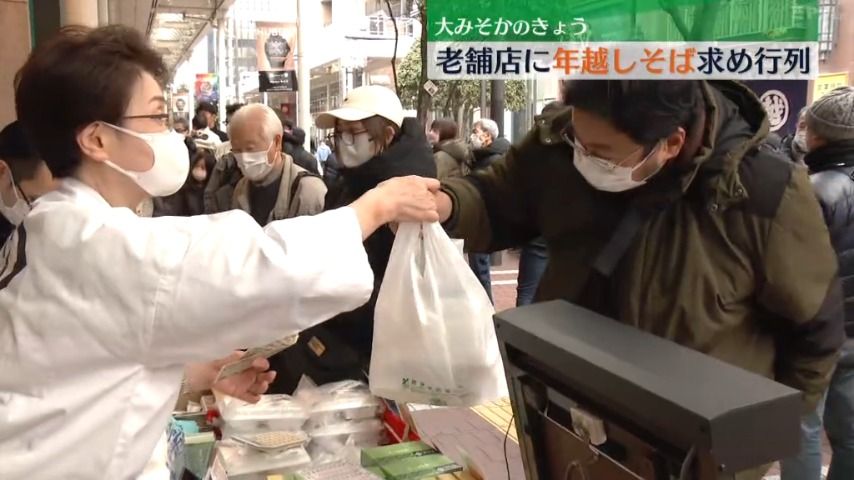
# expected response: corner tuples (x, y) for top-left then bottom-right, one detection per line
(494, 301), (802, 480)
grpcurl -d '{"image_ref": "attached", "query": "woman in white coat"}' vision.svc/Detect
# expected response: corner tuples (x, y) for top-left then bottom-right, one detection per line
(1, 25), (439, 479)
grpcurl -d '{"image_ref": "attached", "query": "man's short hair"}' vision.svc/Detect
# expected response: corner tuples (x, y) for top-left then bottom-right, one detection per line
(291, 127), (307, 146)
(562, 80), (702, 146)
(196, 101), (218, 115)
(15, 25), (165, 178)
(228, 103), (284, 144)
(475, 118), (499, 140)
(192, 114), (208, 131)
(0, 121), (41, 182)
(226, 103), (245, 117)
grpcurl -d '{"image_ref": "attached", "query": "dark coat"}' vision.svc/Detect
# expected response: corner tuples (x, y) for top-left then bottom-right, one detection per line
(472, 136), (511, 171)
(269, 117), (437, 393)
(153, 183), (206, 217)
(807, 139), (854, 338)
(433, 139), (473, 180)
(443, 81), (843, 415)
(284, 141), (320, 175)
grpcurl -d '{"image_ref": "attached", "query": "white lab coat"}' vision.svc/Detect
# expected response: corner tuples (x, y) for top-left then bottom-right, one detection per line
(0, 178), (374, 479)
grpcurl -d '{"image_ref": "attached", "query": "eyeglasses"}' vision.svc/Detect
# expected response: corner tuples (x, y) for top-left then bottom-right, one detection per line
(335, 129), (369, 146)
(560, 123), (648, 170)
(122, 113), (171, 128)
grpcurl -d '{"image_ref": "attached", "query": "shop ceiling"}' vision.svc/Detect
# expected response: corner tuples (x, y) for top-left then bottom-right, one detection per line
(108, 0), (236, 77)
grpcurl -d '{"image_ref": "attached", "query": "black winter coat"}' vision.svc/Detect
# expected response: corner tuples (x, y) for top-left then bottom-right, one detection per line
(284, 142), (320, 175)
(807, 139), (854, 338)
(269, 117), (437, 393)
(472, 137), (511, 171)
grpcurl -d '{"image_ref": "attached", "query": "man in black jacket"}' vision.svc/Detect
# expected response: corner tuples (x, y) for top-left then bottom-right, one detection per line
(196, 101), (228, 142)
(283, 127), (320, 175)
(782, 86), (854, 480)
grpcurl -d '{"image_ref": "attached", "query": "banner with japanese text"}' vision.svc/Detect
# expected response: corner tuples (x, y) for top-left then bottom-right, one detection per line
(426, 0), (820, 80)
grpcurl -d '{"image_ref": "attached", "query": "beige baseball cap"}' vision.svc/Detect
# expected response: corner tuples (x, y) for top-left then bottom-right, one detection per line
(315, 85), (404, 130)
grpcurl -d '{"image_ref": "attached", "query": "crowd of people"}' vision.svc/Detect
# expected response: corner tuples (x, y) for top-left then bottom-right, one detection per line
(0, 23), (852, 480)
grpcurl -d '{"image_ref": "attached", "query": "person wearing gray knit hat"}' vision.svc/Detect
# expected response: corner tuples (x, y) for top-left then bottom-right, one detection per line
(782, 84), (854, 480)
(805, 86), (854, 149)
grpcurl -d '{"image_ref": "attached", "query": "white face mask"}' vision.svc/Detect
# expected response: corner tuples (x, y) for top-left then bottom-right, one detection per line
(338, 133), (376, 168)
(427, 130), (440, 146)
(470, 133), (483, 149)
(103, 123), (190, 197)
(572, 143), (663, 193)
(191, 167), (207, 183)
(234, 143), (275, 181)
(794, 130), (807, 150)
(0, 180), (31, 226)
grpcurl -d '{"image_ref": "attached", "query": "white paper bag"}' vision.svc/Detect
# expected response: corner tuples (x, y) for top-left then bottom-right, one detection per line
(369, 222), (507, 406)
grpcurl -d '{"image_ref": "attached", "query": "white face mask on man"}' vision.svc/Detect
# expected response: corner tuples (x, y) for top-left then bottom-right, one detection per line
(102, 123), (190, 197)
(571, 141), (663, 193)
(0, 177), (31, 226)
(234, 143), (275, 181)
(470, 133), (483, 149)
(338, 132), (377, 168)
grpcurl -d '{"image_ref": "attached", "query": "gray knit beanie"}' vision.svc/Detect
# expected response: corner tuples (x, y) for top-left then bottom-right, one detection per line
(806, 86), (854, 142)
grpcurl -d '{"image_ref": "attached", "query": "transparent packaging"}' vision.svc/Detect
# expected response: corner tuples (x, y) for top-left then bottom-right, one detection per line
(219, 394), (308, 434)
(218, 442), (312, 479)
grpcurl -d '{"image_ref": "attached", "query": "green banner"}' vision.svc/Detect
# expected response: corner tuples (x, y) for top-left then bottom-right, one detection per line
(426, 0), (818, 42)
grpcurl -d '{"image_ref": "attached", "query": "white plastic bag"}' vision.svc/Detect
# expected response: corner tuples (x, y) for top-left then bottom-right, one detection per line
(369, 222), (507, 406)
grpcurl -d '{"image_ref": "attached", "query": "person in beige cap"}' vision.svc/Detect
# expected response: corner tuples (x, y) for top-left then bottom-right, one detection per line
(268, 85), (437, 393)
(781, 85), (854, 480)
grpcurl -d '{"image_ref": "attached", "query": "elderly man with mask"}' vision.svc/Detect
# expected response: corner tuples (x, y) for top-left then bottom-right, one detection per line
(229, 103), (326, 225)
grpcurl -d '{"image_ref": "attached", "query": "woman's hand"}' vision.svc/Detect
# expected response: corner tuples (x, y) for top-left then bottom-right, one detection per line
(184, 351), (276, 404)
(351, 176), (440, 239)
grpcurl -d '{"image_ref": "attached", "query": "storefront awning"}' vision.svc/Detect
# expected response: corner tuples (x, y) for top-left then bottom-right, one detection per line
(108, 0), (236, 77)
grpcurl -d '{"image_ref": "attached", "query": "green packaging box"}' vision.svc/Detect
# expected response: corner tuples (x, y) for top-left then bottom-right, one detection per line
(361, 441), (437, 467)
(379, 454), (463, 480)
(366, 466), (386, 478)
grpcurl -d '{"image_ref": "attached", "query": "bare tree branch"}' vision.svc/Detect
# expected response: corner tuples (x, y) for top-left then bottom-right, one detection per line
(384, 0), (401, 95)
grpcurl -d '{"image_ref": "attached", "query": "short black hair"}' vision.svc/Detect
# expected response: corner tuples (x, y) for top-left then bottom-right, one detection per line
(291, 127), (306, 145)
(15, 25), (166, 178)
(226, 103), (245, 117)
(192, 114), (208, 131)
(282, 118), (295, 131)
(0, 121), (41, 182)
(563, 80), (702, 145)
(196, 101), (217, 115)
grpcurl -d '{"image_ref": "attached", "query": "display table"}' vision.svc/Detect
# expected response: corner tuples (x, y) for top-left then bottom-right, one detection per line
(408, 399), (524, 480)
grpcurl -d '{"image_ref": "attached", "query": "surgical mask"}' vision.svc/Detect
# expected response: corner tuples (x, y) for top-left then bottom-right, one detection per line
(427, 130), (440, 146)
(191, 167), (207, 183)
(338, 133), (376, 168)
(0, 181), (31, 226)
(573, 143), (663, 193)
(235, 143), (274, 181)
(470, 133), (483, 149)
(103, 123), (189, 197)
(794, 131), (807, 150)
